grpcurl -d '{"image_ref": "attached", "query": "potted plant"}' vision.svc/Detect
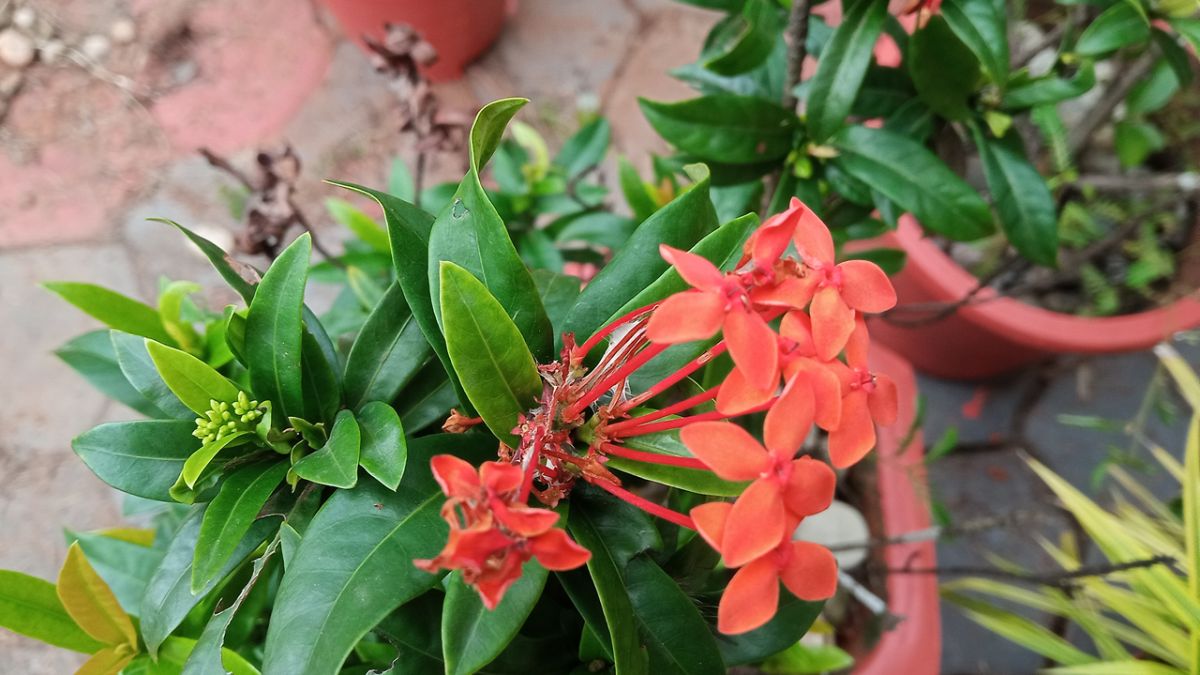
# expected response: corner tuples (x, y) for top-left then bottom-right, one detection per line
(642, 0), (1200, 380)
(0, 97), (931, 674)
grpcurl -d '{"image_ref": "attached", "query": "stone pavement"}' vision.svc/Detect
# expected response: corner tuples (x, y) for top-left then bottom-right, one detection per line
(0, 0), (1195, 672)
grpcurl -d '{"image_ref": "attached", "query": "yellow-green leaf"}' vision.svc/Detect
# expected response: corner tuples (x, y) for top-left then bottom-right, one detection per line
(56, 543), (136, 647)
(76, 644), (136, 675)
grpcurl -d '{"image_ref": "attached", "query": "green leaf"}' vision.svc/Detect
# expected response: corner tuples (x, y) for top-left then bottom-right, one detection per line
(292, 409), (361, 489)
(568, 485), (661, 675)
(66, 530), (163, 616)
(640, 96), (795, 164)
(179, 431), (253, 490)
(441, 562), (549, 675)
(183, 540), (279, 675)
(261, 434), (494, 675)
(76, 645), (135, 674)
(343, 283), (429, 410)
(1152, 27), (1194, 87)
(0, 570), (105, 653)
(192, 461), (286, 592)
(843, 247), (907, 275)
(606, 430), (748, 496)
(146, 340), (240, 416)
(556, 117), (611, 179)
(327, 198), (390, 253)
(941, 0), (1008, 84)
(1002, 62), (1096, 109)
(702, 0), (777, 76)
(357, 401), (407, 490)
(111, 332), (193, 419)
(388, 158), (416, 202)
(158, 280), (204, 354)
(517, 229), (566, 272)
(533, 269), (582, 338)
(619, 156), (660, 222)
(57, 542), (137, 647)
(625, 556), (725, 675)
(427, 101), (554, 363)
(299, 326), (341, 425)
(1114, 120), (1164, 169)
(971, 126), (1058, 266)
(564, 169), (719, 344)
(439, 262), (542, 444)
(130, 635), (259, 675)
(73, 420), (201, 502)
(1170, 17), (1200, 54)
(140, 508), (276, 657)
(394, 363), (458, 433)
(56, 330), (167, 418)
(551, 211), (638, 251)
(44, 281), (174, 345)
(831, 125), (993, 240)
(1076, 2), (1149, 56)
(909, 15), (979, 120)
(805, 0), (888, 141)
(717, 592), (823, 665)
(1126, 58), (1181, 116)
(246, 233), (311, 420)
(155, 218), (257, 303)
(762, 641), (854, 674)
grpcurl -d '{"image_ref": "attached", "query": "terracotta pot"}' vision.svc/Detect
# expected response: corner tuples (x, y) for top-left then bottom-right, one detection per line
(853, 344), (940, 673)
(318, 0), (512, 81)
(864, 216), (1200, 380)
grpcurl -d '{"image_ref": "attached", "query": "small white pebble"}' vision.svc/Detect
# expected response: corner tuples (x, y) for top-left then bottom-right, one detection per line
(110, 18), (135, 44)
(11, 6), (35, 30)
(0, 28), (35, 68)
(80, 33), (110, 60)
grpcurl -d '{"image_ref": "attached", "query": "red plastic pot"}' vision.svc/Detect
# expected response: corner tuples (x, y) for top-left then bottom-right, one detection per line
(319, 0), (512, 81)
(854, 344), (940, 674)
(865, 216), (1200, 380)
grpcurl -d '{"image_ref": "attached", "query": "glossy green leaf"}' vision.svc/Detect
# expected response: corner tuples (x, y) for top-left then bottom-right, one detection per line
(260, 434), (494, 675)
(626, 556), (725, 675)
(608, 430), (747, 496)
(702, 0), (776, 76)
(0, 570), (105, 653)
(44, 281), (174, 345)
(1126, 58), (1181, 116)
(374, 592), (446, 674)
(844, 247), (907, 275)
(717, 592), (823, 665)
(155, 219), (257, 303)
(66, 529), (163, 616)
(909, 16), (978, 120)
(56, 330), (167, 418)
(941, 0), (1008, 84)
(1076, 2), (1149, 56)
(517, 229), (566, 273)
(564, 169), (719, 344)
(831, 125), (993, 241)
(439, 262), (542, 444)
(299, 326), (340, 425)
(57, 542), (136, 647)
(551, 211), (638, 251)
(327, 198), (390, 253)
(292, 409), (361, 489)
(971, 126), (1058, 266)
(1170, 18), (1200, 54)
(111, 332), (193, 419)
(76, 645), (135, 675)
(357, 401), (407, 490)
(183, 539), (279, 675)
(427, 99), (554, 362)
(180, 431), (253, 490)
(619, 156), (660, 222)
(158, 280), (204, 354)
(640, 96), (794, 164)
(533, 269), (582, 338)
(1002, 62), (1095, 109)
(192, 461), (286, 592)
(1152, 28), (1193, 87)
(556, 117), (611, 179)
(394, 363), (458, 433)
(441, 562), (549, 675)
(1116, 120), (1165, 169)
(246, 233), (311, 420)
(140, 508), (276, 657)
(126, 635), (260, 675)
(73, 420), (201, 502)
(805, 0), (888, 141)
(146, 340), (240, 416)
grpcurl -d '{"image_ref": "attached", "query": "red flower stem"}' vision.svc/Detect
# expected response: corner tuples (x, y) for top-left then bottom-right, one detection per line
(519, 439), (541, 502)
(567, 342), (668, 417)
(597, 442), (708, 470)
(618, 397), (778, 437)
(606, 387), (720, 435)
(591, 478), (695, 529)
(575, 303), (657, 356)
(578, 325), (647, 391)
(620, 342), (728, 411)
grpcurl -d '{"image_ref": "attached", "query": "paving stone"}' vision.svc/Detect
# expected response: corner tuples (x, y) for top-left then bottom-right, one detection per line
(916, 370), (1038, 448)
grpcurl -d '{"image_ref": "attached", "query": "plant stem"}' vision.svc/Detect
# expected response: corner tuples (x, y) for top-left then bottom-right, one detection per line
(598, 442), (708, 470)
(1066, 52), (1156, 159)
(762, 0), (811, 213)
(886, 554), (1175, 588)
(590, 478), (696, 529)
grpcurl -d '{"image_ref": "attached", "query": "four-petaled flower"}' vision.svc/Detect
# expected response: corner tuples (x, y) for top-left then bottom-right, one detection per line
(826, 317), (898, 468)
(415, 455), (590, 608)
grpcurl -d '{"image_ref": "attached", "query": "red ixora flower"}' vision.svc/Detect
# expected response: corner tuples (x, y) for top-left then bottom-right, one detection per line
(414, 455), (590, 608)
(826, 317), (898, 468)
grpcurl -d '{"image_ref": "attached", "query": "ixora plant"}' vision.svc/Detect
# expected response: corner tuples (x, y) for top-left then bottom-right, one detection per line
(0, 99), (899, 675)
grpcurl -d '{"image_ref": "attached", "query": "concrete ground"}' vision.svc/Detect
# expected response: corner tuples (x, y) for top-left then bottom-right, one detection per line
(0, 0), (1195, 672)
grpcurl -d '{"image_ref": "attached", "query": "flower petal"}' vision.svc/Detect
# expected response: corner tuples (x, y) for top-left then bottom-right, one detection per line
(752, 276), (818, 310)
(660, 245), (725, 292)
(723, 479), (786, 567)
(792, 207), (835, 265)
(779, 311), (816, 356)
(718, 556), (780, 635)
(529, 528), (592, 570)
(680, 421), (769, 481)
(783, 457), (836, 517)
(869, 374), (899, 426)
(430, 455), (480, 498)
(779, 541), (838, 601)
(751, 200), (804, 267)
(844, 316), (870, 369)
(764, 373), (814, 459)
(480, 461), (524, 496)
(716, 366), (776, 415)
(838, 260), (897, 313)
(472, 552), (526, 610)
(724, 307), (779, 392)
(690, 501), (733, 550)
(788, 359), (843, 431)
(646, 291), (725, 344)
(810, 287), (855, 361)
(494, 504), (560, 537)
(828, 390), (876, 468)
